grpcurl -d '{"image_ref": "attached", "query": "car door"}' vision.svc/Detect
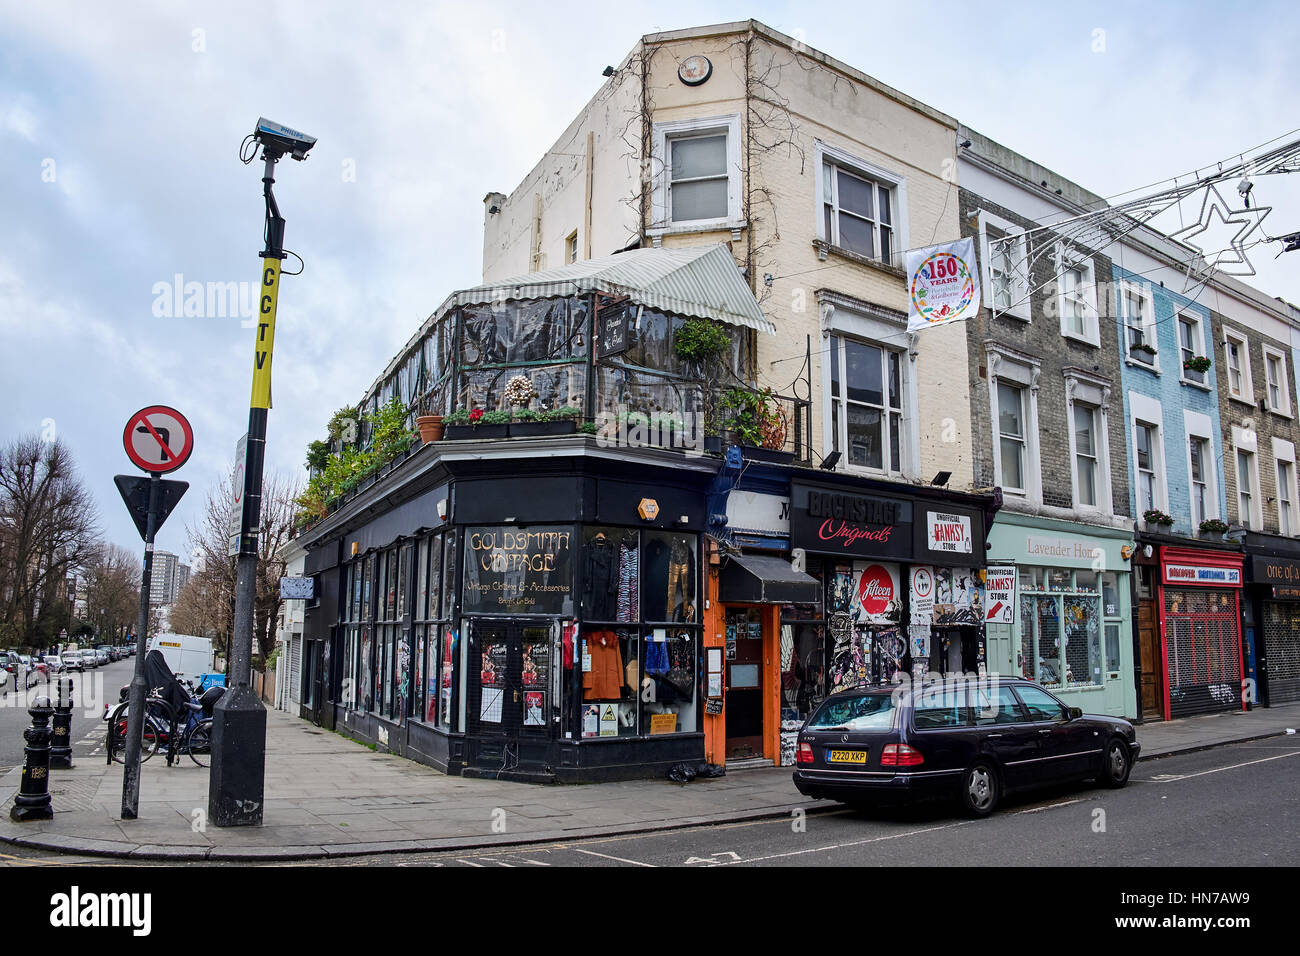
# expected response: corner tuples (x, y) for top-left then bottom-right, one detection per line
(971, 682), (1041, 791)
(1013, 684), (1096, 781)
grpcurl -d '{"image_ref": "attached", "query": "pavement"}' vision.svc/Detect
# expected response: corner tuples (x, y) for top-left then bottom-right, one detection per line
(1, 701), (1297, 862)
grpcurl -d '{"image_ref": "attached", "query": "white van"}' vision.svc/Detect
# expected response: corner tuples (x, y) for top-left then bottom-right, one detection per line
(147, 633), (214, 679)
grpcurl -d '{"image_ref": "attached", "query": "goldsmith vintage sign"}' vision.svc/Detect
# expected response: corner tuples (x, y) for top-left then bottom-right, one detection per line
(463, 526), (575, 615)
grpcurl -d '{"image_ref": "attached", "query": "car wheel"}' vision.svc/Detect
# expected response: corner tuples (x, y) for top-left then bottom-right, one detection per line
(1101, 738), (1131, 789)
(960, 762), (1000, 818)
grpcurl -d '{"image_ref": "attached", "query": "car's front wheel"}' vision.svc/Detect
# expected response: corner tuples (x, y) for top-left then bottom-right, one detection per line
(960, 763), (1000, 818)
(1101, 738), (1131, 788)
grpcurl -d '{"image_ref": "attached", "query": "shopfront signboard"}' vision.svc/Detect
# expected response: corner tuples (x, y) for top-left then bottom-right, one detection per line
(927, 512), (972, 554)
(1250, 555), (1300, 587)
(1163, 563), (1242, 587)
(462, 525), (575, 615)
(789, 482), (912, 560)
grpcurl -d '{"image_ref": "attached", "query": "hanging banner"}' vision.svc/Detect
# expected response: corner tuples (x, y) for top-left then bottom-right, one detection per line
(906, 238), (981, 333)
(984, 565), (1017, 624)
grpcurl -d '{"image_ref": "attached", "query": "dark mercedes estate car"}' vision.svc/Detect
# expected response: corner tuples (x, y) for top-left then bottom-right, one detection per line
(793, 678), (1139, 817)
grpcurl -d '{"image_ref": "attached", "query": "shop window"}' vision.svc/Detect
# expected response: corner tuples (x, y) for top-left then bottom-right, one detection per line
(781, 622), (826, 721)
(641, 628), (697, 735)
(641, 532), (698, 623)
(1101, 573), (1120, 618)
(581, 527), (640, 623)
(1105, 624), (1122, 673)
(1017, 567), (1104, 689)
(579, 629), (640, 738)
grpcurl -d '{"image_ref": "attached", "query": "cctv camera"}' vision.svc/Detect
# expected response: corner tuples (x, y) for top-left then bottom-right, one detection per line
(254, 117), (317, 161)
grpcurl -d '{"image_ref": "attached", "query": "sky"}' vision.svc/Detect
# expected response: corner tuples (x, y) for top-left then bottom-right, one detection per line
(3, 0), (1300, 562)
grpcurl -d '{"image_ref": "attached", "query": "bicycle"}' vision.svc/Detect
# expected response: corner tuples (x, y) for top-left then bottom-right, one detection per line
(105, 700), (164, 764)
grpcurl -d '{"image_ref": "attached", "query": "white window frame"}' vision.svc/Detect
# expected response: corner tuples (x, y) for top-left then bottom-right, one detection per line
(1184, 410), (1220, 529)
(564, 230), (579, 265)
(1273, 437), (1298, 536)
(649, 114), (742, 236)
(1120, 280), (1158, 370)
(1233, 425), (1262, 530)
(1056, 245), (1099, 347)
(819, 300), (920, 481)
(1064, 371), (1114, 515)
(814, 141), (910, 270)
(1176, 310), (1210, 388)
(1223, 328), (1253, 403)
(1263, 343), (1292, 416)
(1130, 392), (1168, 517)
(987, 345), (1042, 504)
(978, 211), (1029, 321)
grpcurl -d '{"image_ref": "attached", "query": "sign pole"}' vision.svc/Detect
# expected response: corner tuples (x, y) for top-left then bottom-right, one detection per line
(121, 471), (160, 819)
(209, 147), (286, 828)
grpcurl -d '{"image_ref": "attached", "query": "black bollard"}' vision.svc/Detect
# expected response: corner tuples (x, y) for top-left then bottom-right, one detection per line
(10, 696), (55, 822)
(49, 678), (74, 770)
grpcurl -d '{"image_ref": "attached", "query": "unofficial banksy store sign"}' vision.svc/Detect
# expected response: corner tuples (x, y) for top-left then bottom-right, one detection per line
(463, 526), (575, 615)
(927, 512), (972, 554)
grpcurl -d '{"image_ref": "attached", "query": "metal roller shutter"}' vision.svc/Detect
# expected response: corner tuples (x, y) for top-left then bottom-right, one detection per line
(1165, 588), (1241, 718)
(1263, 602), (1300, 705)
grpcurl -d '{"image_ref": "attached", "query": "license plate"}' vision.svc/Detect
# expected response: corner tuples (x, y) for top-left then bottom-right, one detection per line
(827, 749), (867, 764)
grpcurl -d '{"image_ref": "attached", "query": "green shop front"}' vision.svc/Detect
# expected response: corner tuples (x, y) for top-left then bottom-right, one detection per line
(984, 512), (1136, 719)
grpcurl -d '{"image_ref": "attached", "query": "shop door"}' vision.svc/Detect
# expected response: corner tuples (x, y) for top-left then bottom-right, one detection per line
(1137, 599), (1163, 720)
(725, 608), (765, 759)
(468, 620), (554, 769)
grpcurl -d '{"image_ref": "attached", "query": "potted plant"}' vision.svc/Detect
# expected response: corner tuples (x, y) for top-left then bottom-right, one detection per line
(1142, 508), (1175, 530)
(720, 388), (794, 463)
(444, 407), (510, 440)
(674, 318), (732, 450)
(509, 405), (581, 438)
(1199, 518), (1229, 539)
(1183, 355), (1212, 374)
(1132, 342), (1158, 358)
(414, 395), (444, 444)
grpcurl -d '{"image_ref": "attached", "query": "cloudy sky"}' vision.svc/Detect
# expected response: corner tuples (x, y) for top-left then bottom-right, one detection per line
(3, 0), (1299, 559)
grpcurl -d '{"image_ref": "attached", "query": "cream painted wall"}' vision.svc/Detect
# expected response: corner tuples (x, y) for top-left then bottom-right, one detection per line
(482, 23), (974, 487)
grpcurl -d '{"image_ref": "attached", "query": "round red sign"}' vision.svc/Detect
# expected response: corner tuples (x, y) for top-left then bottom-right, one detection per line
(122, 405), (193, 474)
(857, 564), (895, 615)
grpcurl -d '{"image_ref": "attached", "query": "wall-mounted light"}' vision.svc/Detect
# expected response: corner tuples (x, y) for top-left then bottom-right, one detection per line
(819, 450), (841, 471)
(931, 471), (952, 487)
(602, 65), (615, 77)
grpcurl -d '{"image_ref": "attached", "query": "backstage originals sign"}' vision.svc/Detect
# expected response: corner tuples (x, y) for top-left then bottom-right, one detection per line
(789, 482), (913, 560)
(463, 526), (575, 615)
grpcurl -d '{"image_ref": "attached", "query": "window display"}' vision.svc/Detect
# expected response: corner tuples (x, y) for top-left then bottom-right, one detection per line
(580, 628), (640, 737)
(1017, 567), (1102, 689)
(642, 532), (697, 622)
(641, 628), (696, 735)
(582, 527), (639, 622)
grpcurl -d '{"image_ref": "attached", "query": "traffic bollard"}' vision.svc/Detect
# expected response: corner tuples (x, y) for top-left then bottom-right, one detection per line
(10, 696), (55, 822)
(49, 678), (73, 770)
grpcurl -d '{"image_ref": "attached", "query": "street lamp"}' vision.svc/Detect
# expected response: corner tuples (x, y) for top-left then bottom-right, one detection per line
(209, 118), (316, 829)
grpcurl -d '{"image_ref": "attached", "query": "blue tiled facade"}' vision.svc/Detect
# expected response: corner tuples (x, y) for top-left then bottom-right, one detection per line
(1113, 265), (1225, 535)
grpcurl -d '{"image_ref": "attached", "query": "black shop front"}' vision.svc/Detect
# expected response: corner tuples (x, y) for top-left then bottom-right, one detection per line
(298, 438), (716, 783)
(787, 478), (997, 695)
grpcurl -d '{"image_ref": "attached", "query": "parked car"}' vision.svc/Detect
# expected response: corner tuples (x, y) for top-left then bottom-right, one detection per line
(80, 649), (100, 668)
(62, 653), (85, 672)
(792, 678), (1139, 818)
(43, 655), (65, 675)
(94, 648), (110, 666)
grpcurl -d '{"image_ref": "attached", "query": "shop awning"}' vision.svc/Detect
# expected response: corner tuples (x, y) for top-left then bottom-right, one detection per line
(719, 553), (820, 605)
(438, 244), (776, 334)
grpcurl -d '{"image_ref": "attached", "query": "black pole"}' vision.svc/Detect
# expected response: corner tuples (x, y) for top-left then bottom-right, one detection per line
(209, 151), (282, 827)
(121, 471), (160, 819)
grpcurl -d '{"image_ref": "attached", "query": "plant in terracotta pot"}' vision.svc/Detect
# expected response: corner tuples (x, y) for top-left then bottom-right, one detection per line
(414, 394), (444, 444)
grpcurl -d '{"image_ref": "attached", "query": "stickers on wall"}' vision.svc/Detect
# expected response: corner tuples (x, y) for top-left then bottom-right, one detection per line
(934, 567), (983, 625)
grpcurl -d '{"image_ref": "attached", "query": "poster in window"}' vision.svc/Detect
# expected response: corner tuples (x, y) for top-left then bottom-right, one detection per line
(582, 704), (600, 738)
(480, 688), (503, 723)
(600, 703), (618, 737)
(523, 691), (545, 726)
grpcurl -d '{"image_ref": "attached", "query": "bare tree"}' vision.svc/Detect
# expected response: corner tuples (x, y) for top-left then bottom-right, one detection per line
(83, 543), (141, 643)
(182, 469), (300, 669)
(0, 436), (101, 649)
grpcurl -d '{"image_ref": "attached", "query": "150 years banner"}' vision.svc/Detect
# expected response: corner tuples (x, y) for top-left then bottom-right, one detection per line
(906, 238), (981, 333)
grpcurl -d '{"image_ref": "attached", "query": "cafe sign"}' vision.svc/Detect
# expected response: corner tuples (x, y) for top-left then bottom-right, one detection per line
(462, 525), (575, 615)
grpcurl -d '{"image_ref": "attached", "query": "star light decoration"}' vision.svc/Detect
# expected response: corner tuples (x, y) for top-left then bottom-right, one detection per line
(1168, 184), (1272, 290)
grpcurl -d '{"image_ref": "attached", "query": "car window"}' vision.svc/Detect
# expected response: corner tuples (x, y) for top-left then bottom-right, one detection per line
(974, 685), (1028, 725)
(912, 684), (971, 729)
(1015, 685), (1068, 722)
(807, 695), (896, 732)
